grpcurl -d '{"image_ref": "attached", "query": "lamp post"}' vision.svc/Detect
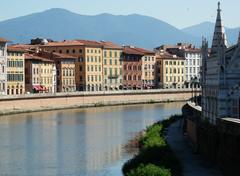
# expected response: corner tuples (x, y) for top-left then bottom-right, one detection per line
(191, 77), (199, 105)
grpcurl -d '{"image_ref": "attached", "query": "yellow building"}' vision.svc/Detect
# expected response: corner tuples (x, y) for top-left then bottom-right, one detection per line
(25, 53), (56, 93)
(156, 52), (185, 89)
(79, 40), (103, 91)
(140, 49), (156, 89)
(40, 40), (104, 91)
(39, 40), (85, 91)
(6, 47), (25, 95)
(101, 41), (123, 91)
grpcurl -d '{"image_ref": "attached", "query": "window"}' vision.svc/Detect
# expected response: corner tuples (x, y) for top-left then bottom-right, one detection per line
(72, 49), (75, 53)
(138, 75), (141, 80)
(66, 50), (69, 54)
(79, 49), (83, 53)
(104, 68), (107, 75)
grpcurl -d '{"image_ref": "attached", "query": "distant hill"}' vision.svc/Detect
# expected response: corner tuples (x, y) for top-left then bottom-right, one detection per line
(0, 8), (199, 49)
(182, 22), (240, 46)
(0, 8), (238, 49)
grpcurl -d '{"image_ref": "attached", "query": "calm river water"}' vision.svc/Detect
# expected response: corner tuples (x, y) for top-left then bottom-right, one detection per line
(0, 102), (184, 176)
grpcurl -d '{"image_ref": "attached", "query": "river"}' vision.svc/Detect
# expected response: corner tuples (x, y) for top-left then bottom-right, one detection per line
(0, 102), (184, 176)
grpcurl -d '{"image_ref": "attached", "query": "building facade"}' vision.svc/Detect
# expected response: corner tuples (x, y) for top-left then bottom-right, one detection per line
(141, 50), (156, 89)
(25, 54), (56, 93)
(40, 40), (105, 91)
(122, 46), (143, 89)
(156, 52), (185, 89)
(0, 38), (8, 95)
(35, 51), (77, 92)
(102, 41), (123, 90)
(82, 41), (103, 91)
(6, 47), (25, 95)
(202, 2), (240, 124)
(155, 43), (201, 88)
(39, 40), (85, 91)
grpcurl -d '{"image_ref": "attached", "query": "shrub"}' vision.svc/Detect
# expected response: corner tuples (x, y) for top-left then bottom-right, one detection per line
(122, 115), (183, 176)
(127, 164), (171, 176)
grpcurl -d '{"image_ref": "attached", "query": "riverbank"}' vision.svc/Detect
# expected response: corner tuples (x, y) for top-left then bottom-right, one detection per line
(122, 115), (183, 176)
(0, 89), (196, 116)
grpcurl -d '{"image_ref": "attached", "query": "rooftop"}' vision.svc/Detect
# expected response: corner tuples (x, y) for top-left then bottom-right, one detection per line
(100, 41), (122, 49)
(123, 46), (154, 55)
(25, 53), (54, 63)
(156, 51), (185, 60)
(0, 37), (10, 43)
(7, 46), (26, 53)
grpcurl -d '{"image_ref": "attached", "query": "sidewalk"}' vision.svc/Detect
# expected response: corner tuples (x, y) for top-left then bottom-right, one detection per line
(166, 120), (222, 176)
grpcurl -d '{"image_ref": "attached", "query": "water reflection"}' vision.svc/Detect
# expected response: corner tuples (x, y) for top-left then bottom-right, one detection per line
(0, 102), (184, 176)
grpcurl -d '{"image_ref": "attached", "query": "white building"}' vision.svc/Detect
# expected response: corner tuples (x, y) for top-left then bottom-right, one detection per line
(141, 53), (156, 89)
(52, 64), (57, 93)
(155, 43), (202, 88)
(184, 48), (201, 86)
(202, 2), (240, 124)
(0, 38), (8, 95)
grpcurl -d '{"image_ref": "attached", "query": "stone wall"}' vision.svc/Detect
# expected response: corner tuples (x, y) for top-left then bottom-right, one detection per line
(0, 89), (195, 115)
(183, 103), (240, 176)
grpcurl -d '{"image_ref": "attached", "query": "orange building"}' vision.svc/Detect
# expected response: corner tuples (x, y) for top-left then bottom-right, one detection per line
(40, 40), (104, 91)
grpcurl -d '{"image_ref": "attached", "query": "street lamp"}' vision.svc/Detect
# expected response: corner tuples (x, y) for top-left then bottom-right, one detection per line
(191, 76), (199, 104)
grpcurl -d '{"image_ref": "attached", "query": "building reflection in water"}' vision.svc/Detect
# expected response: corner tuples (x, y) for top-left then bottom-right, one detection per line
(0, 102), (184, 175)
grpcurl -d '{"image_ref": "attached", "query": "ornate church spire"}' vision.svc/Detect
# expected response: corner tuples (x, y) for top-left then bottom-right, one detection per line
(211, 2), (228, 54)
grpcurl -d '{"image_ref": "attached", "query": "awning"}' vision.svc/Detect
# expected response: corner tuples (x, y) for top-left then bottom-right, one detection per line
(33, 85), (46, 91)
(33, 85), (43, 91)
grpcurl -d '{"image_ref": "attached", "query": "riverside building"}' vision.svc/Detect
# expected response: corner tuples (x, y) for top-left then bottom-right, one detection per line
(0, 38), (8, 95)
(155, 43), (201, 88)
(156, 52), (185, 89)
(40, 40), (104, 91)
(202, 2), (240, 124)
(6, 46), (25, 95)
(25, 53), (56, 93)
(122, 46), (143, 90)
(101, 41), (123, 91)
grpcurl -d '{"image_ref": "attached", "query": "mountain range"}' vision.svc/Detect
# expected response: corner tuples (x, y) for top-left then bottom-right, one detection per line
(0, 8), (239, 49)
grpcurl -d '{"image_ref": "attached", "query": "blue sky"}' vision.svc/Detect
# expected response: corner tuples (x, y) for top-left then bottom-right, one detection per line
(0, 0), (239, 28)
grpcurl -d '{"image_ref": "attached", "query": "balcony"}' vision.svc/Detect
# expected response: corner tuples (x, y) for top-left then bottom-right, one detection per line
(108, 75), (119, 79)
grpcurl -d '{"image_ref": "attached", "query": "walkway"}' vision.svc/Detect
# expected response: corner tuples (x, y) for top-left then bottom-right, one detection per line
(166, 120), (222, 176)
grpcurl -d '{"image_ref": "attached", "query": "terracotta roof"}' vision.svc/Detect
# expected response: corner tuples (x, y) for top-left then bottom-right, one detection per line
(52, 52), (78, 59)
(76, 39), (103, 47)
(156, 52), (185, 60)
(123, 47), (144, 55)
(133, 47), (155, 55)
(0, 37), (10, 43)
(10, 44), (38, 50)
(184, 48), (201, 53)
(101, 41), (122, 49)
(43, 39), (103, 47)
(43, 40), (84, 47)
(7, 46), (26, 53)
(123, 46), (154, 55)
(25, 53), (54, 62)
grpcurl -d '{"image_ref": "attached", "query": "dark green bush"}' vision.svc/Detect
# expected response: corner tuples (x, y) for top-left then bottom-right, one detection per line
(122, 115), (183, 176)
(126, 164), (171, 176)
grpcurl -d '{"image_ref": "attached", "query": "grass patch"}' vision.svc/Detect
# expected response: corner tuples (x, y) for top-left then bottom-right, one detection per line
(122, 115), (182, 176)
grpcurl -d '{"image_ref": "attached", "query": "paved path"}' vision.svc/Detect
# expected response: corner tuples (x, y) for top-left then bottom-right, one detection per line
(166, 120), (222, 176)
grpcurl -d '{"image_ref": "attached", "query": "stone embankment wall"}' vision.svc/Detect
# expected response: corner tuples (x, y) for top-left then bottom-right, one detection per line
(183, 102), (240, 176)
(0, 89), (196, 115)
